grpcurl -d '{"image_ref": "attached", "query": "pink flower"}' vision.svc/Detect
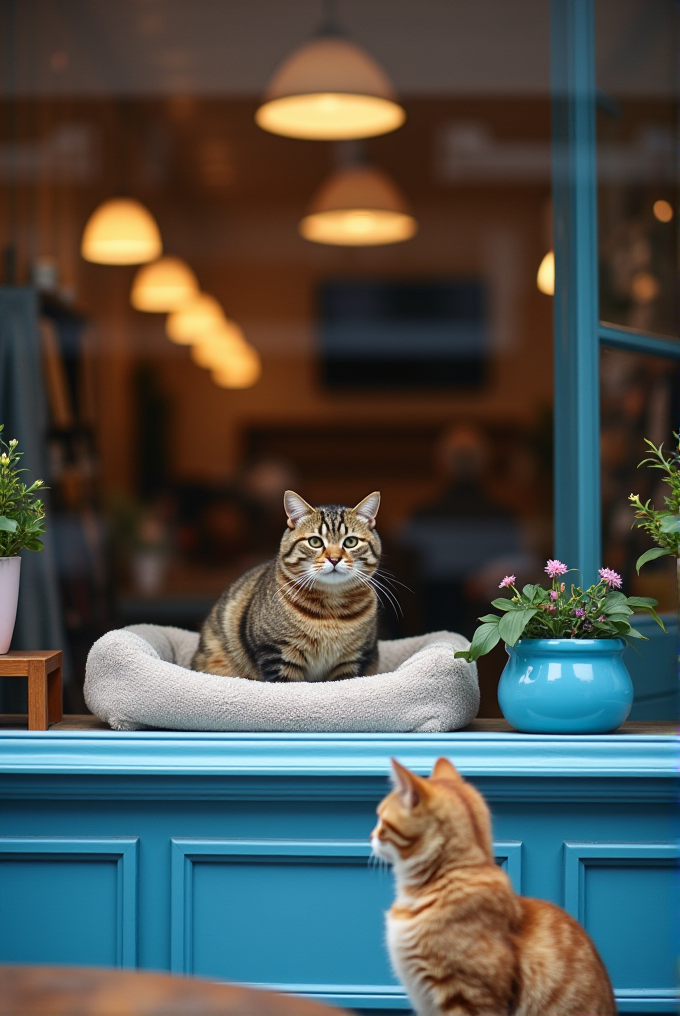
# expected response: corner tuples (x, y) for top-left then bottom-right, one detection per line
(598, 567), (622, 589)
(498, 575), (516, 588)
(573, 608), (586, 618)
(546, 604), (557, 613)
(545, 559), (568, 578)
(598, 615), (606, 622)
(549, 590), (559, 600)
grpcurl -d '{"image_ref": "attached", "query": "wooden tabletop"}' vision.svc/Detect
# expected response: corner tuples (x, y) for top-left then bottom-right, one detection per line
(0, 965), (349, 1016)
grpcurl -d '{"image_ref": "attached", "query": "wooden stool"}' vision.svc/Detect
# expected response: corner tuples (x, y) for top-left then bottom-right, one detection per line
(0, 651), (62, 730)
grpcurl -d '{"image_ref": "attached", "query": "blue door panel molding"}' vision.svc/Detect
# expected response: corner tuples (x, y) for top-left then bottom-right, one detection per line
(1, 732), (677, 1013)
(0, 836), (138, 968)
(564, 842), (680, 1013)
(170, 838), (522, 1004)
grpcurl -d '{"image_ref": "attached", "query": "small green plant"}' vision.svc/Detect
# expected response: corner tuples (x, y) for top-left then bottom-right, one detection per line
(0, 425), (46, 557)
(629, 435), (680, 573)
(454, 560), (664, 663)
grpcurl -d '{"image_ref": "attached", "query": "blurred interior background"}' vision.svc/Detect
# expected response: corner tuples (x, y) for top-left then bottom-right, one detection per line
(0, 0), (677, 716)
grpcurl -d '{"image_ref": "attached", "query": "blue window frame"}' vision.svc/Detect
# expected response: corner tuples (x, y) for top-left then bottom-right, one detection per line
(551, 0), (680, 585)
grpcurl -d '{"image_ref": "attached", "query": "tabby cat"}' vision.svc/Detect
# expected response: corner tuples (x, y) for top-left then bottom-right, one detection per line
(372, 757), (615, 1016)
(192, 490), (382, 682)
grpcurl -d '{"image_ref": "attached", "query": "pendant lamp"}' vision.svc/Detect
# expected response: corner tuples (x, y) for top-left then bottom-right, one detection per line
(212, 345), (262, 389)
(131, 257), (199, 312)
(256, 35), (405, 140)
(190, 320), (248, 368)
(81, 198), (162, 265)
(166, 293), (226, 344)
(536, 250), (554, 295)
(300, 165), (417, 246)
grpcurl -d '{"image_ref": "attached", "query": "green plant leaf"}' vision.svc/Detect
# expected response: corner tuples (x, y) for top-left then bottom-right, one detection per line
(23, 538), (43, 551)
(626, 626), (647, 640)
(635, 546), (672, 573)
(477, 614), (501, 624)
(0, 516), (18, 533)
(498, 607), (537, 646)
(490, 598), (518, 612)
(659, 514), (680, 534)
(454, 622), (503, 662)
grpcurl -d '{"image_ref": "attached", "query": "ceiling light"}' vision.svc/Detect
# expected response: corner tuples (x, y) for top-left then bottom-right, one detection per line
(256, 36), (405, 140)
(131, 257), (199, 312)
(537, 250), (554, 295)
(299, 165), (417, 246)
(81, 198), (162, 265)
(653, 199), (673, 223)
(212, 346), (262, 389)
(166, 293), (226, 344)
(190, 321), (248, 368)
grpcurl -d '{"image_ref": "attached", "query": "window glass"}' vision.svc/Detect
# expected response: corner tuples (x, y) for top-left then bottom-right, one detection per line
(596, 0), (678, 338)
(1, 1), (550, 714)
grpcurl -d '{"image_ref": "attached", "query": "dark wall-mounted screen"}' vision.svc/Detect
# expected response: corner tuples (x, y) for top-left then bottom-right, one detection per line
(318, 279), (488, 390)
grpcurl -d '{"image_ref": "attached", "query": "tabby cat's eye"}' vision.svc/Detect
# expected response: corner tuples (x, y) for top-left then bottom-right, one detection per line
(308, 536), (323, 548)
(343, 536), (358, 548)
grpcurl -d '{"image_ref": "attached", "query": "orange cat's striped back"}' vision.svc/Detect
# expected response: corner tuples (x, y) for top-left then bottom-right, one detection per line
(372, 757), (615, 1016)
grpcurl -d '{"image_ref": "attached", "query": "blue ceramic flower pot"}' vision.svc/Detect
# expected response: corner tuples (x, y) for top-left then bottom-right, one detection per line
(498, 638), (633, 734)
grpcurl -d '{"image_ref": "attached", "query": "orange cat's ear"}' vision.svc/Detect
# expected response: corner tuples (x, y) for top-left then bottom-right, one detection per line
(390, 758), (427, 809)
(353, 491), (380, 529)
(431, 757), (461, 783)
(284, 490), (314, 529)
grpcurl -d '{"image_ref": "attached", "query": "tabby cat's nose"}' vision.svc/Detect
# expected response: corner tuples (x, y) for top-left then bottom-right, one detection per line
(327, 557), (341, 566)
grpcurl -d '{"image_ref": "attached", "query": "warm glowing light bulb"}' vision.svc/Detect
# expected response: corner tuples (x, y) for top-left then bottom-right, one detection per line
(131, 257), (199, 312)
(300, 208), (416, 245)
(299, 165), (417, 247)
(166, 293), (226, 344)
(537, 250), (555, 295)
(81, 198), (162, 265)
(256, 37), (405, 141)
(190, 321), (248, 368)
(653, 199), (673, 223)
(212, 346), (262, 389)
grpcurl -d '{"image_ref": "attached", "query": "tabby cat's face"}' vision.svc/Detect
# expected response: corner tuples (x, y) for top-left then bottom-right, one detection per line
(280, 491), (381, 589)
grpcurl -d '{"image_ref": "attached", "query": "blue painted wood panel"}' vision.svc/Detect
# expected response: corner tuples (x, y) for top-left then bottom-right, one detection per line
(0, 837), (138, 968)
(0, 730), (676, 1013)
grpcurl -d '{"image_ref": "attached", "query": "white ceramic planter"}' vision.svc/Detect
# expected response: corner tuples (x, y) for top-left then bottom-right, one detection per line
(0, 556), (21, 654)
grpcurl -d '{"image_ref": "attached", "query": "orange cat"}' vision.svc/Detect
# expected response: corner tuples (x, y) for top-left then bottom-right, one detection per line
(372, 758), (615, 1016)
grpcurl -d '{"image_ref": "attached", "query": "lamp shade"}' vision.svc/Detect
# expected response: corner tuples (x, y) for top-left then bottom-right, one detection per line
(131, 257), (199, 312)
(190, 321), (248, 368)
(212, 345), (262, 389)
(299, 165), (417, 246)
(256, 37), (405, 140)
(81, 198), (162, 265)
(166, 293), (226, 344)
(537, 250), (555, 295)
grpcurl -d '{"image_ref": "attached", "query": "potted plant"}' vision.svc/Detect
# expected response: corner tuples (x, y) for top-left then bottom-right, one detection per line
(629, 435), (680, 598)
(455, 560), (665, 733)
(0, 425), (46, 654)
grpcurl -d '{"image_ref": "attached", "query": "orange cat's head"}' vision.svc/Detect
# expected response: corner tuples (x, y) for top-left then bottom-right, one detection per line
(371, 758), (493, 883)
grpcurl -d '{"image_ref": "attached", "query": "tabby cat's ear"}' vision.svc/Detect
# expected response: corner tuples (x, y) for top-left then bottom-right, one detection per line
(284, 490), (314, 529)
(431, 757), (460, 782)
(353, 491), (381, 529)
(390, 758), (426, 809)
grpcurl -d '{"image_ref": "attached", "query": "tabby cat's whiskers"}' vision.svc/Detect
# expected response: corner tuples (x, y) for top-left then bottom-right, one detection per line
(193, 491), (383, 683)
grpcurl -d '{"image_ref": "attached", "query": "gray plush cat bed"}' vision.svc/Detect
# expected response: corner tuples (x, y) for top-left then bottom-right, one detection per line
(84, 625), (479, 733)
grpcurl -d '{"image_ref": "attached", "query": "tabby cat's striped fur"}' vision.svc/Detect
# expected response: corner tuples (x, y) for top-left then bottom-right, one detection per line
(192, 491), (382, 682)
(372, 758), (616, 1016)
